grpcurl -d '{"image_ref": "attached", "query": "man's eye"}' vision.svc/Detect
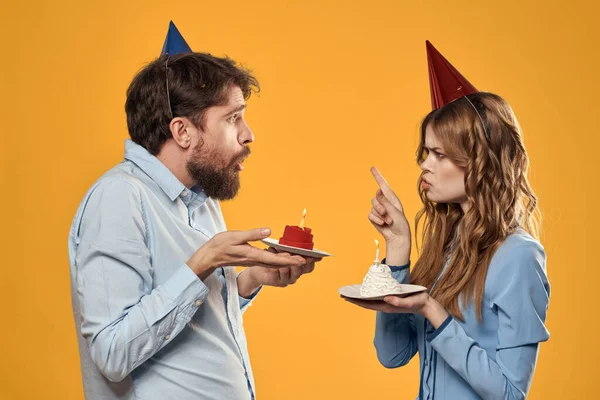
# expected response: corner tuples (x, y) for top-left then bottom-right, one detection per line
(228, 115), (238, 123)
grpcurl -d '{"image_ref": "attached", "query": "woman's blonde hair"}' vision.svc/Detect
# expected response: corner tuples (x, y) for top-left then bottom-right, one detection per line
(411, 92), (541, 322)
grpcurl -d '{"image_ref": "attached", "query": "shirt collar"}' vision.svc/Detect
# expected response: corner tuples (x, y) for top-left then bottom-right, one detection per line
(123, 139), (206, 203)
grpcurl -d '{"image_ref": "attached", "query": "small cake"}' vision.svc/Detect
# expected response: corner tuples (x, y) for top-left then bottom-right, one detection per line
(278, 225), (314, 250)
(360, 262), (403, 297)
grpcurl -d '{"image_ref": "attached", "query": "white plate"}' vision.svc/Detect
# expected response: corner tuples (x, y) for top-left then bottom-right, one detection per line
(338, 284), (427, 300)
(261, 237), (332, 258)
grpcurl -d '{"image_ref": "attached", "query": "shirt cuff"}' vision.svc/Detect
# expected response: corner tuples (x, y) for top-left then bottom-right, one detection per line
(381, 258), (410, 272)
(164, 264), (210, 319)
(426, 315), (453, 342)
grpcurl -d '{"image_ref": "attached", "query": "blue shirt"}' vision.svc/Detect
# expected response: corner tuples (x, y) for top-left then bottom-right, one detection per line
(68, 140), (260, 400)
(374, 230), (550, 400)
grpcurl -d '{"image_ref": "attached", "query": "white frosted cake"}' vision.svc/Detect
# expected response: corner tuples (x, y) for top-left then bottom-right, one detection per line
(360, 262), (403, 297)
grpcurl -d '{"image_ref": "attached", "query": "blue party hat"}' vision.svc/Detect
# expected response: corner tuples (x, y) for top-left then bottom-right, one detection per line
(160, 21), (192, 56)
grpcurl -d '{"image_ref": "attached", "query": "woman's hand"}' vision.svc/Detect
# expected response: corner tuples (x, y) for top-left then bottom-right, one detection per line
(343, 292), (450, 329)
(368, 166), (411, 265)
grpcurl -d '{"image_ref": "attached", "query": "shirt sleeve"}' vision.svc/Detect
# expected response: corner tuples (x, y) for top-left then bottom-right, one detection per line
(373, 259), (419, 368)
(427, 239), (550, 399)
(74, 178), (210, 382)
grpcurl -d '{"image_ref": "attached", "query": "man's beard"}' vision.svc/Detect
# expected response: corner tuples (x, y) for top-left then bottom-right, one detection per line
(186, 140), (250, 201)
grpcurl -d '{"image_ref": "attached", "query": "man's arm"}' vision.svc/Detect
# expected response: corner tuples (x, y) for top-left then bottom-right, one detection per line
(75, 178), (208, 382)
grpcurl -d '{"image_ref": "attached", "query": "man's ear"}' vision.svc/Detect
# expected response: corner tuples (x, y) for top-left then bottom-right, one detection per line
(169, 117), (192, 149)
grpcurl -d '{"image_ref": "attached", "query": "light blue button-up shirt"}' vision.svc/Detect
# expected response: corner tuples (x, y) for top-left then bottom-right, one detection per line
(68, 140), (259, 400)
(374, 230), (550, 400)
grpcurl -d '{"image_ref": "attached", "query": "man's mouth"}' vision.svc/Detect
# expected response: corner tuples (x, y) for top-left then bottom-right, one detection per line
(235, 156), (247, 171)
(232, 148), (251, 172)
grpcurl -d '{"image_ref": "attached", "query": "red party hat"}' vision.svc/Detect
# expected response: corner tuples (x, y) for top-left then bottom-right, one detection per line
(426, 40), (478, 109)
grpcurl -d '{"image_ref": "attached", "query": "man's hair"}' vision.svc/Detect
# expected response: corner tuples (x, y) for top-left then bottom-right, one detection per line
(125, 52), (260, 155)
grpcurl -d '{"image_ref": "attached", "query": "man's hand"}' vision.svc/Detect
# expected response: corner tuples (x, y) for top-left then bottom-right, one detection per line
(237, 248), (322, 298)
(187, 228), (306, 280)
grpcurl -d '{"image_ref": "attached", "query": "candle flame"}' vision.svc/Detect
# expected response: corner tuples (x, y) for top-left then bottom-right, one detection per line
(374, 239), (379, 248)
(299, 208), (307, 229)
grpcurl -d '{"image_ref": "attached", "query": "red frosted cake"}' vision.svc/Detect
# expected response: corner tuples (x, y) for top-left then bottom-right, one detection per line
(279, 225), (314, 250)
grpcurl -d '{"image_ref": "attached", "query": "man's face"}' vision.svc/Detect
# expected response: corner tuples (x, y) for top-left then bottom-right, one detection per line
(186, 85), (254, 200)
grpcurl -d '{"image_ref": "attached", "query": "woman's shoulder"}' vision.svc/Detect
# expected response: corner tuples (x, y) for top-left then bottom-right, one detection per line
(486, 228), (548, 289)
(486, 230), (551, 346)
(495, 228), (545, 259)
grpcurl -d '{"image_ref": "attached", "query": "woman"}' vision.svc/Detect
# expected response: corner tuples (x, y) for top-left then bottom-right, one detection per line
(345, 91), (550, 399)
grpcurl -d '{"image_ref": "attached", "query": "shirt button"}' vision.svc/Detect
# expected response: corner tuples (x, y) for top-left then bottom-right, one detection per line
(195, 300), (202, 307)
(164, 334), (171, 340)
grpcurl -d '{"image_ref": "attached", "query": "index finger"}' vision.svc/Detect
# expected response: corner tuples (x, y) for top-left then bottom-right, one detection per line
(370, 166), (390, 188)
(226, 228), (271, 245)
(371, 167), (401, 208)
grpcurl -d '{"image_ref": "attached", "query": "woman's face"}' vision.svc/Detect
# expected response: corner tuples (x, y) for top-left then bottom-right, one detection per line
(420, 124), (469, 211)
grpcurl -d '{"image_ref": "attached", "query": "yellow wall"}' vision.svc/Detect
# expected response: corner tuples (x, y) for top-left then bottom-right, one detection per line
(1, 0), (597, 398)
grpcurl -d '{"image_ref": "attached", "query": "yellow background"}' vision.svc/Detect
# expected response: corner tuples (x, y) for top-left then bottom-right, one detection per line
(1, 0), (597, 398)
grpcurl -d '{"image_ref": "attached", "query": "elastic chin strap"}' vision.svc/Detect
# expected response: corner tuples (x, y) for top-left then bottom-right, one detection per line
(165, 53), (174, 120)
(463, 95), (489, 138)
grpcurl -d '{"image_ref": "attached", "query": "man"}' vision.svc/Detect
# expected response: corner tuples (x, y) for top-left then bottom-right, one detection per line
(68, 22), (319, 399)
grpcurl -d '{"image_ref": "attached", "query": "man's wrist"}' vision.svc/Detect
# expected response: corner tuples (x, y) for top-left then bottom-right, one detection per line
(187, 249), (216, 280)
(238, 269), (262, 298)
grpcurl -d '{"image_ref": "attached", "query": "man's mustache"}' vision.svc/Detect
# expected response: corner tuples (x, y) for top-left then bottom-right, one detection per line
(229, 146), (251, 168)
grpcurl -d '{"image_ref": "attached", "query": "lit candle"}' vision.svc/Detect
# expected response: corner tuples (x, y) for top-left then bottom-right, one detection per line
(374, 239), (380, 263)
(299, 208), (307, 229)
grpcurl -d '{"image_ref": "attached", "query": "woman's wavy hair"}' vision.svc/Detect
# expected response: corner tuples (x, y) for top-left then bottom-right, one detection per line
(411, 92), (541, 322)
